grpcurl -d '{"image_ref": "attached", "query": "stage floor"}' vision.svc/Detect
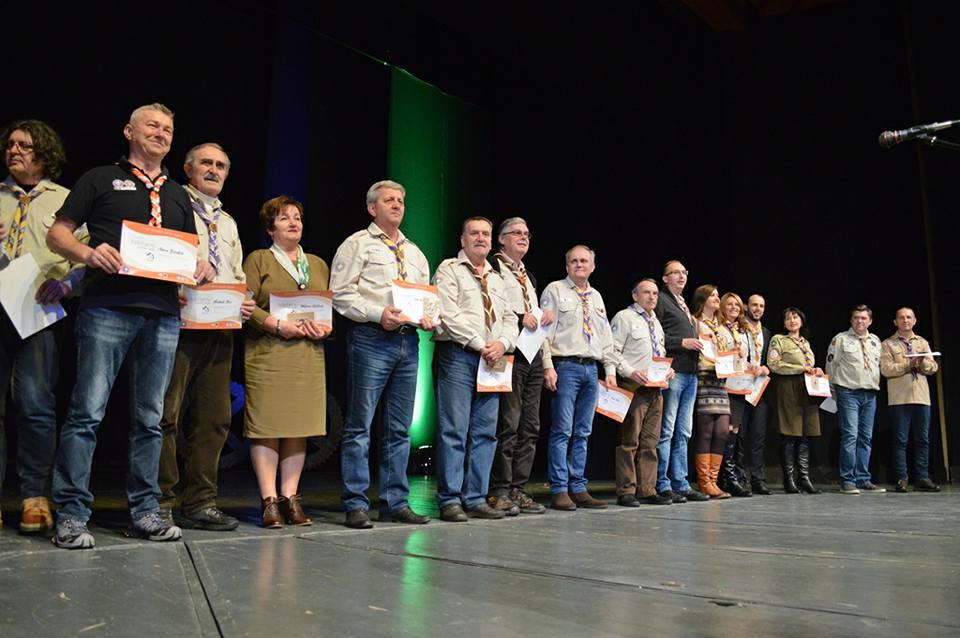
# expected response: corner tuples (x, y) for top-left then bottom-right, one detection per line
(1, 474), (957, 637)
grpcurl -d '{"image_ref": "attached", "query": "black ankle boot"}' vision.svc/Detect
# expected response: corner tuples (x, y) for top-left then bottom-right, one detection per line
(721, 435), (752, 497)
(781, 438), (799, 494)
(797, 438), (821, 494)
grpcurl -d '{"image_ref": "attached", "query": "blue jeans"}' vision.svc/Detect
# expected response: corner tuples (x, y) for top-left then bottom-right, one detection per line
(547, 359), (599, 495)
(836, 387), (878, 486)
(435, 343), (499, 509)
(890, 404), (931, 481)
(340, 325), (419, 513)
(52, 307), (180, 522)
(0, 318), (60, 498)
(657, 372), (697, 493)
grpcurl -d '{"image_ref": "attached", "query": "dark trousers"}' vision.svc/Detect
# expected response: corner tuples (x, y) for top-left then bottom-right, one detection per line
(615, 385), (663, 498)
(738, 398), (769, 482)
(490, 351), (544, 494)
(158, 330), (233, 512)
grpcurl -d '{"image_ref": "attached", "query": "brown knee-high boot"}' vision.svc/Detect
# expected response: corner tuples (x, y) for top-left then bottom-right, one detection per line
(709, 454), (731, 499)
(696, 454), (723, 497)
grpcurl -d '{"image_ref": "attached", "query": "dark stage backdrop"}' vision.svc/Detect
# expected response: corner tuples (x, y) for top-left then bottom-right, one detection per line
(1, 0), (955, 489)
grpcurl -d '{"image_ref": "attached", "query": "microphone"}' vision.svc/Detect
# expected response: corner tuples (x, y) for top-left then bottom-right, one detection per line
(879, 120), (960, 147)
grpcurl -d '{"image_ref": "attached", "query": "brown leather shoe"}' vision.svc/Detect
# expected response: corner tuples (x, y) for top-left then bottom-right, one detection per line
(550, 493), (577, 511)
(509, 488), (546, 514)
(486, 494), (520, 516)
(20, 496), (54, 534)
(261, 497), (283, 529)
(279, 495), (312, 526)
(570, 491), (607, 509)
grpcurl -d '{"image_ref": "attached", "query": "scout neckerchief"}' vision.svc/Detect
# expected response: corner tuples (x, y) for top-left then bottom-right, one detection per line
(787, 334), (815, 367)
(898, 335), (919, 380)
(855, 332), (871, 370)
(270, 243), (310, 289)
(701, 314), (730, 351)
(465, 263), (495, 329)
(674, 291), (693, 326)
(576, 286), (594, 342)
(495, 251), (532, 313)
(1, 182), (41, 259)
(747, 321), (764, 364)
(187, 189), (222, 275)
(634, 304), (662, 357)
(377, 232), (407, 281)
(128, 166), (168, 227)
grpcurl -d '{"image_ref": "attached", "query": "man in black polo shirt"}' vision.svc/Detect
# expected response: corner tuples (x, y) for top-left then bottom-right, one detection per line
(46, 103), (213, 549)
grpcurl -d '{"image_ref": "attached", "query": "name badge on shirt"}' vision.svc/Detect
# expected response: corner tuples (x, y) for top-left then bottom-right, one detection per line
(112, 179), (137, 191)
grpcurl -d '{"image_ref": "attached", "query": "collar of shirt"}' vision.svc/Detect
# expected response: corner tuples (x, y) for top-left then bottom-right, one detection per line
(457, 249), (493, 274)
(366, 221), (407, 243)
(631, 303), (655, 320)
(0, 175), (58, 196)
(184, 183), (221, 211)
(498, 251), (524, 270)
(117, 157), (170, 181)
(564, 275), (592, 294)
(846, 327), (877, 343)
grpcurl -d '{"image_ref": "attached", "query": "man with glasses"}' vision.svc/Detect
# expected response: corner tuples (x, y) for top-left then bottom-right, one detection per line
(654, 260), (709, 503)
(486, 217), (552, 515)
(0, 119), (87, 532)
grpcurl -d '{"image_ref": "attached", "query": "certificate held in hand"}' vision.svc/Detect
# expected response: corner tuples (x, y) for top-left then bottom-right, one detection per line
(698, 335), (717, 362)
(119, 220), (199, 285)
(270, 290), (334, 329)
(391, 280), (440, 325)
(180, 283), (247, 330)
(714, 350), (743, 379)
(804, 372), (831, 398)
(477, 355), (514, 392)
(644, 357), (673, 388)
(596, 380), (634, 423)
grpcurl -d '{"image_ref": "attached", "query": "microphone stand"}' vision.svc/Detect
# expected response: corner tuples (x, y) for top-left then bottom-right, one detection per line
(916, 133), (960, 151)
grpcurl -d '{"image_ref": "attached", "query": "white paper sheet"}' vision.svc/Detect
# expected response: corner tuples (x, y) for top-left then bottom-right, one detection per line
(820, 396), (838, 413)
(391, 280), (440, 325)
(905, 352), (941, 358)
(477, 355), (514, 392)
(0, 253), (66, 339)
(745, 374), (770, 407)
(698, 336), (717, 362)
(515, 307), (550, 363)
(595, 380), (634, 423)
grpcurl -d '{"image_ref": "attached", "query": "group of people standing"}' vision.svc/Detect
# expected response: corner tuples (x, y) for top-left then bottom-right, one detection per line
(0, 104), (943, 550)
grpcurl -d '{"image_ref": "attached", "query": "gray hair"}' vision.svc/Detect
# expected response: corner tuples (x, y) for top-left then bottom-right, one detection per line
(129, 103), (174, 125)
(565, 244), (596, 264)
(366, 180), (406, 205)
(184, 142), (231, 171)
(632, 277), (658, 295)
(498, 216), (528, 239)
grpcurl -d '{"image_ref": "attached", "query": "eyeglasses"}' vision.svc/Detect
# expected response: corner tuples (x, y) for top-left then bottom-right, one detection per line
(666, 269), (689, 277)
(503, 230), (532, 239)
(5, 140), (34, 152)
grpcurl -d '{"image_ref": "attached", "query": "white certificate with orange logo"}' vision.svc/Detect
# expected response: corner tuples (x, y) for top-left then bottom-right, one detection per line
(477, 355), (514, 392)
(644, 357), (673, 388)
(391, 280), (440, 325)
(714, 350), (743, 378)
(269, 290), (333, 328)
(595, 380), (634, 423)
(180, 283), (247, 330)
(119, 220), (199, 285)
(698, 334), (717, 362)
(804, 372), (831, 398)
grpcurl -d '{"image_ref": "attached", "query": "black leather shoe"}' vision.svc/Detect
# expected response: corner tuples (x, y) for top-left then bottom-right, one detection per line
(751, 480), (772, 495)
(663, 490), (686, 504)
(440, 504), (468, 522)
(640, 493), (673, 505)
(345, 509), (373, 529)
(916, 478), (941, 492)
(466, 503), (505, 519)
(177, 506), (240, 531)
(617, 494), (640, 507)
(387, 507), (430, 524)
(678, 489), (710, 502)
